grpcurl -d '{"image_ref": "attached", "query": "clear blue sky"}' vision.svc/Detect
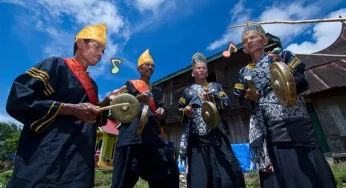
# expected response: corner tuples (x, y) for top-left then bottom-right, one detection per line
(0, 0), (345, 124)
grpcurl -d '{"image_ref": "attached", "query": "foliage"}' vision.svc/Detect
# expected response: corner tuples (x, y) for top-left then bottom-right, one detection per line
(94, 169), (149, 188)
(94, 170), (112, 187)
(0, 122), (21, 172)
(244, 171), (260, 188)
(0, 170), (12, 186)
(331, 163), (346, 188)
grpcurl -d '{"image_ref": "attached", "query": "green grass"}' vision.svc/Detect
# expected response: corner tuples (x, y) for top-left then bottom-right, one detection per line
(331, 163), (346, 188)
(1, 163), (346, 188)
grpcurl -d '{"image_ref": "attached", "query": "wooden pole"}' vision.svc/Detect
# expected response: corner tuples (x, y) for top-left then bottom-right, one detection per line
(99, 103), (130, 111)
(228, 18), (346, 28)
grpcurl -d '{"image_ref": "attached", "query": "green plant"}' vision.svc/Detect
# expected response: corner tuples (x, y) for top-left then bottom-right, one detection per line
(0, 170), (13, 186)
(331, 163), (346, 188)
(244, 171), (260, 188)
(94, 170), (112, 187)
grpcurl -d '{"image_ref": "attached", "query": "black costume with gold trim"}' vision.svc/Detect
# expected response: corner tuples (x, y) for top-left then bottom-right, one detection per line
(178, 82), (245, 188)
(6, 56), (108, 187)
(234, 50), (336, 188)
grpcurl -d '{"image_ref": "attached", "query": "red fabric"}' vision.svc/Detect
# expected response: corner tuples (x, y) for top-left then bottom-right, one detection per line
(100, 119), (119, 135)
(129, 80), (167, 140)
(63, 58), (98, 105)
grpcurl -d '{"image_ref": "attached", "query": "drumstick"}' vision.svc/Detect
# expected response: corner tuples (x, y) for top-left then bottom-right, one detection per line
(99, 103), (130, 111)
(244, 76), (257, 94)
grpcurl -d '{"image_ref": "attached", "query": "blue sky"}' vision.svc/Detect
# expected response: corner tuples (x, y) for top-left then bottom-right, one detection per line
(0, 0), (345, 124)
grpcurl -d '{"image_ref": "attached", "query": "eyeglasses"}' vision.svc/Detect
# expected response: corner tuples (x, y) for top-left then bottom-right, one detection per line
(89, 42), (105, 53)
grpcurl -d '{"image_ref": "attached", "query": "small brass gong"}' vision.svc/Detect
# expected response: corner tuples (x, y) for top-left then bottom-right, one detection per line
(269, 62), (297, 107)
(202, 101), (220, 129)
(137, 105), (149, 136)
(110, 93), (140, 123)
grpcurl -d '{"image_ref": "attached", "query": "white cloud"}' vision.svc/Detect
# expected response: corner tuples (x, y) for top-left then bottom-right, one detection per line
(0, 0), (25, 6)
(286, 9), (346, 53)
(257, 2), (318, 44)
(0, 112), (22, 125)
(133, 0), (166, 13)
(206, 0), (251, 51)
(206, 0), (344, 52)
(4, 0), (130, 78)
(130, 0), (177, 34)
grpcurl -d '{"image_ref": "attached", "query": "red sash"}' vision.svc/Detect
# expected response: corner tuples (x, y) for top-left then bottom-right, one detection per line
(129, 80), (167, 140)
(63, 58), (98, 105)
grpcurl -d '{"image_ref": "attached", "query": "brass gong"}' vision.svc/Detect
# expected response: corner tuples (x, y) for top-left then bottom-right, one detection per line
(110, 93), (140, 123)
(137, 104), (149, 136)
(202, 101), (220, 129)
(269, 62), (297, 107)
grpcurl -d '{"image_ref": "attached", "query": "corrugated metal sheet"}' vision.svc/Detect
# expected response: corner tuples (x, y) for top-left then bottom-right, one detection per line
(303, 60), (346, 94)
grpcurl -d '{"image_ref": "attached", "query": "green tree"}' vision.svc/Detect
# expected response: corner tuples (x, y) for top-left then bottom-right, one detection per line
(0, 122), (21, 161)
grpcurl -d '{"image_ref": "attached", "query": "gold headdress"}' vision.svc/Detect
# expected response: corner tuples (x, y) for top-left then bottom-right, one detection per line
(241, 21), (266, 40)
(75, 23), (107, 47)
(192, 52), (207, 68)
(138, 49), (154, 67)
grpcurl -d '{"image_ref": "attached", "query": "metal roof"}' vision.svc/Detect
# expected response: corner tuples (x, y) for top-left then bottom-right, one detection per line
(303, 59), (346, 95)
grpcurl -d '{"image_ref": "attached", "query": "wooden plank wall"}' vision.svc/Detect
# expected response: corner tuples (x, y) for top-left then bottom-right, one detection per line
(312, 95), (346, 156)
(222, 109), (250, 143)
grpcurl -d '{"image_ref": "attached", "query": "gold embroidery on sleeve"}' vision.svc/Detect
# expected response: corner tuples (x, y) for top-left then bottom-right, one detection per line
(234, 83), (244, 90)
(26, 67), (55, 96)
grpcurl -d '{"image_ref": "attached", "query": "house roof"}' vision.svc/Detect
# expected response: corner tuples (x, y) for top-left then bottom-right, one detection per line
(298, 21), (346, 95)
(303, 59), (346, 95)
(296, 22), (346, 70)
(151, 33), (281, 85)
(99, 120), (119, 135)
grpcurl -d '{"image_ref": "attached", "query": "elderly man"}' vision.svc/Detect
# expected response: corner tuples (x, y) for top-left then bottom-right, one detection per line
(177, 52), (246, 188)
(111, 49), (179, 188)
(234, 21), (336, 188)
(6, 23), (126, 188)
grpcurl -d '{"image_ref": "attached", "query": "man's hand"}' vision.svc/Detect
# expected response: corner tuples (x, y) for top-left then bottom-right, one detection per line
(106, 86), (127, 102)
(136, 93), (151, 103)
(155, 107), (166, 120)
(60, 103), (100, 124)
(245, 88), (260, 101)
(184, 106), (193, 117)
(268, 51), (281, 62)
(202, 88), (213, 101)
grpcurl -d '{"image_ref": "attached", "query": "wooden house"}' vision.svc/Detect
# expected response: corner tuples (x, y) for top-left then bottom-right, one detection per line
(95, 120), (119, 169)
(297, 21), (346, 160)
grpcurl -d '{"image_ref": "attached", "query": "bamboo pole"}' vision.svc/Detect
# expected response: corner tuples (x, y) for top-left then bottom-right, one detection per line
(228, 18), (346, 28)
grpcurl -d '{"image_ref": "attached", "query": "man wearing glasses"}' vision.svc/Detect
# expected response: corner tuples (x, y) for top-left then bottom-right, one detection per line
(5, 23), (126, 188)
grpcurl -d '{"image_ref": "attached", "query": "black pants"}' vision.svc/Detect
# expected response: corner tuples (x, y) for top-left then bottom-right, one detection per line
(187, 144), (246, 188)
(259, 145), (336, 188)
(111, 144), (179, 188)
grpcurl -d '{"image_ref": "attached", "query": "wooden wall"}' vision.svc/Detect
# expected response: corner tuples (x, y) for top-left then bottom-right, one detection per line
(310, 94), (346, 157)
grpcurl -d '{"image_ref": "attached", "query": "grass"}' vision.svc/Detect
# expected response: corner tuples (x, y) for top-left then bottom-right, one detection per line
(1, 163), (346, 188)
(331, 163), (346, 188)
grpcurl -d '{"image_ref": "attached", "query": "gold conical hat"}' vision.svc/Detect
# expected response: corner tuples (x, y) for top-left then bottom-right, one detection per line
(138, 49), (154, 67)
(75, 23), (107, 47)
